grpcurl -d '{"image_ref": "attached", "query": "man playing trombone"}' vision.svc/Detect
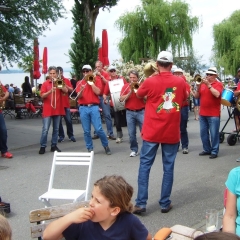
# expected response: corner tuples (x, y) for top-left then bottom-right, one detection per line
(120, 70), (145, 157)
(56, 66), (76, 143)
(92, 61), (116, 140)
(76, 64), (111, 155)
(39, 66), (67, 154)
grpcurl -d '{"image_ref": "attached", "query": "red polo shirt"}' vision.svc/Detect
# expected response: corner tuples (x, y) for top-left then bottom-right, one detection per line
(95, 70), (110, 95)
(61, 77), (72, 108)
(40, 79), (65, 117)
(137, 72), (187, 143)
(121, 83), (145, 110)
(199, 80), (223, 117)
(76, 78), (101, 105)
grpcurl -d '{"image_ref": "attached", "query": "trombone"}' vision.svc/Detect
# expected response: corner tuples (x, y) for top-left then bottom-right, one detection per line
(69, 74), (96, 100)
(51, 70), (66, 108)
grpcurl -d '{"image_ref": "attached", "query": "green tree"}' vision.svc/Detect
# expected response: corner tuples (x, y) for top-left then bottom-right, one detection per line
(17, 55), (42, 86)
(0, 0), (65, 67)
(115, 0), (199, 63)
(174, 50), (207, 76)
(80, 0), (119, 43)
(68, 1), (100, 80)
(213, 10), (240, 75)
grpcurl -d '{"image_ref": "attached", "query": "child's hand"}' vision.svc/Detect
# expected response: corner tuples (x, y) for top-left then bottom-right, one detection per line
(68, 207), (95, 224)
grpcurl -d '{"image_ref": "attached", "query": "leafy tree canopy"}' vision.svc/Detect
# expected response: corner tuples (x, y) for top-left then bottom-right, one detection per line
(213, 10), (240, 75)
(115, 0), (199, 63)
(0, 0), (65, 67)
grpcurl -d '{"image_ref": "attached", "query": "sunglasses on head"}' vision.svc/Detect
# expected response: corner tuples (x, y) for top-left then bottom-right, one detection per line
(109, 69), (116, 72)
(82, 69), (90, 73)
(206, 74), (214, 76)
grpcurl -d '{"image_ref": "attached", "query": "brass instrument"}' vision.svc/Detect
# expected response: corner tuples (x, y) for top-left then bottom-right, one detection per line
(51, 71), (66, 108)
(69, 74), (96, 100)
(143, 62), (158, 77)
(194, 74), (203, 85)
(0, 84), (5, 110)
(131, 82), (140, 93)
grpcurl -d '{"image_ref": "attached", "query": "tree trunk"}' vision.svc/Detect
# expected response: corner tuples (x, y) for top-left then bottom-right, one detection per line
(83, 1), (99, 43)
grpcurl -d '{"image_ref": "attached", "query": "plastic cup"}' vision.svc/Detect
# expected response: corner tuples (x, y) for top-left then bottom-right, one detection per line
(206, 209), (218, 232)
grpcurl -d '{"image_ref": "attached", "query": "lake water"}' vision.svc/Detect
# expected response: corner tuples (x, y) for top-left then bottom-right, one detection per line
(0, 72), (72, 89)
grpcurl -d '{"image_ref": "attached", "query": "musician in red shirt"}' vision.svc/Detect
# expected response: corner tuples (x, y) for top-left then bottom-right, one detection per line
(39, 66), (67, 154)
(92, 61), (116, 140)
(76, 64), (111, 155)
(192, 67), (223, 159)
(56, 67), (76, 143)
(103, 65), (127, 143)
(120, 70), (145, 157)
(173, 68), (191, 154)
(133, 51), (187, 215)
(0, 82), (13, 158)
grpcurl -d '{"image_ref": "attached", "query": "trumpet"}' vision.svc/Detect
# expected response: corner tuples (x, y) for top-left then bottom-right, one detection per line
(131, 82), (140, 93)
(69, 74), (96, 100)
(194, 74), (203, 85)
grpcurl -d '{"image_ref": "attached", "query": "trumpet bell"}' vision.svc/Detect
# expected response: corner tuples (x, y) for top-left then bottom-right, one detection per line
(194, 75), (202, 85)
(84, 73), (96, 84)
(144, 62), (158, 77)
(56, 79), (64, 89)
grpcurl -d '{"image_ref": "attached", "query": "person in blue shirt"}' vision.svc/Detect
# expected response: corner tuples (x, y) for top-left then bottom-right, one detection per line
(43, 175), (152, 240)
(223, 167), (240, 236)
(233, 68), (240, 85)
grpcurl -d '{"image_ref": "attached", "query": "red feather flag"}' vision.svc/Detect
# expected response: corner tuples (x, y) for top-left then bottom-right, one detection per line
(33, 38), (41, 79)
(42, 47), (48, 74)
(102, 29), (109, 66)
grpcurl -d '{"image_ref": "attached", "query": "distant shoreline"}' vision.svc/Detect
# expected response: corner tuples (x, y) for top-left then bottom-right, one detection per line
(0, 69), (72, 74)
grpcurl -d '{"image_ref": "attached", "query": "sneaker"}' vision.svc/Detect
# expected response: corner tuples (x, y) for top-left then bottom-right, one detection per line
(116, 138), (123, 143)
(1, 152), (13, 158)
(236, 157), (240, 162)
(51, 146), (61, 152)
(182, 148), (188, 154)
(161, 204), (173, 213)
(108, 135), (116, 140)
(69, 136), (76, 142)
(132, 206), (146, 214)
(39, 147), (45, 154)
(130, 151), (138, 157)
(92, 135), (99, 140)
(88, 149), (93, 152)
(104, 146), (111, 155)
(58, 137), (65, 143)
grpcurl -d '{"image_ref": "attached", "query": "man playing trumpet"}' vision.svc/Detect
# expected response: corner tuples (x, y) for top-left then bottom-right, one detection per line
(120, 70), (145, 157)
(76, 64), (111, 155)
(192, 67), (223, 159)
(39, 66), (67, 154)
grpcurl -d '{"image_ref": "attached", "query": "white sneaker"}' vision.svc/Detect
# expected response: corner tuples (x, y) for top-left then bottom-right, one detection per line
(130, 151), (138, 157)
(182, 148), (189, 154)
(116, 138), (122, 143)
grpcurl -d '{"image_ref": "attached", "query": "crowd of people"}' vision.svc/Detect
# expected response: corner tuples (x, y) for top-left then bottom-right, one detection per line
(1, 51), (240, 239)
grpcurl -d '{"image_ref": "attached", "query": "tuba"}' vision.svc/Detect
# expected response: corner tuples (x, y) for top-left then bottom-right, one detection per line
(0, 85), (5, 110)
(143, 62), (158, 77)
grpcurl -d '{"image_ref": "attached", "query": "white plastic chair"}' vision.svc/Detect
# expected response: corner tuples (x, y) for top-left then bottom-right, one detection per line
(39, 151), (94, 207)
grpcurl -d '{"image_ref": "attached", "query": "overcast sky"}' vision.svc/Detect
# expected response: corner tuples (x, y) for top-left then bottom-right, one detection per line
(37, 0), (237, 71)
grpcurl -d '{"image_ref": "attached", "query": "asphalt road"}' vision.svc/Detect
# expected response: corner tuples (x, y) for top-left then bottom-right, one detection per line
(0, 106), (239, 239)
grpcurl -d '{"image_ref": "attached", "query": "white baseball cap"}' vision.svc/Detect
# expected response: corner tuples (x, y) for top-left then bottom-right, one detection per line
(82, 64), (92, 70)
(157, 51), (173, 63)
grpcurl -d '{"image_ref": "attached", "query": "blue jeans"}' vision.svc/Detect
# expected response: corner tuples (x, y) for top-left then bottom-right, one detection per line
(199, 116), (220, 155)
(79, 105), (108, 150)
(126, 109), (144, 152)
(135, 140), (179, 209)
(0, 113), (8, 154)
(180, 106), (189, 149)
(40, 115), (61, 148)
(94, 96), (114, 137)
(59, 108), (74, 138)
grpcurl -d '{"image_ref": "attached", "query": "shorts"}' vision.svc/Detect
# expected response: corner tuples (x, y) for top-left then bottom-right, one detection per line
(234, 108), (240, 116)
(193, 97), (200, 107)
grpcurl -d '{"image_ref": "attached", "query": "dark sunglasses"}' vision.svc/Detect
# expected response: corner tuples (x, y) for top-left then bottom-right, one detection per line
(206, 74), (214, 76)
(82, 70), (90, 73)
(109, 69), (116, 72)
